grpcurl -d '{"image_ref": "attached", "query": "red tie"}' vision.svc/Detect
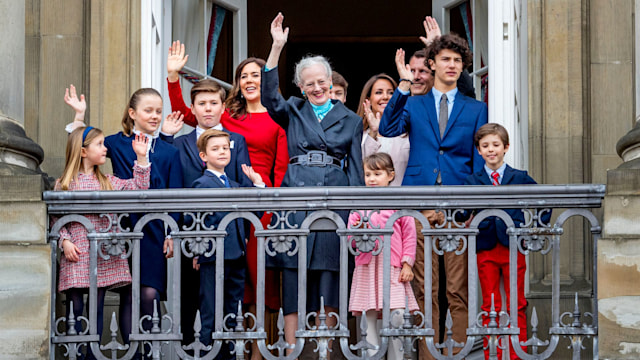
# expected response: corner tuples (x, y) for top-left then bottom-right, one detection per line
(491, 171), (500, 186)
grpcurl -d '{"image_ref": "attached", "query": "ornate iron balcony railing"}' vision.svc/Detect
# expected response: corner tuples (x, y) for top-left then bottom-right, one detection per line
(44, 184), (605, 360)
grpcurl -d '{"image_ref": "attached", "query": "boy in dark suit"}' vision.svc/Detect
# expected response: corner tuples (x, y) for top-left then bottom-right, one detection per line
(161, 79), (253, 345)
(193, 129), (264, 355)
(465, 123), (550, 360)
(162, 79), (253, 188)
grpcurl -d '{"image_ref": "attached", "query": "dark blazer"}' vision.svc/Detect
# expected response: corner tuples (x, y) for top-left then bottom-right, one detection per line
(464, 165), (551, 251)
(192, 171), (247, 262)
(379, 89), (487, 185)
(162, 129), (253, 188)
(106, 132), (183, 294)
(260, 67), (364, 271)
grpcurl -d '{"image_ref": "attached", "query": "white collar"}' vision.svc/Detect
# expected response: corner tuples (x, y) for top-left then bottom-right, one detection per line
(196, 124), (224, 140)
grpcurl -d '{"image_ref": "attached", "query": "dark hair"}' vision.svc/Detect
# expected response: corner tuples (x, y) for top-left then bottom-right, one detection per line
(190, 79), (226, 105)
(474, 123), (510, 147)
(412, 49), (427, 60)
(197, 128), (230, 154)
(363, 152), (395, 174)
(427, 33), (472, 70)
(356, 74), (398, 131)
(121, 88), (162, 136)
(331, 71), (348, 90)
(226, 57), (266, 119)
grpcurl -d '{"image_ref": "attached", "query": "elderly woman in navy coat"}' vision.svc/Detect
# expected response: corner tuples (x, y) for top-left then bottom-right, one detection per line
(262, 12), (364, 352)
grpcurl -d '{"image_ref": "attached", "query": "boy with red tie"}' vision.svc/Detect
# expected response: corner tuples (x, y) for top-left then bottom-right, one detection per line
(465, 123), (550, 359)
(192, 129), (264, 357)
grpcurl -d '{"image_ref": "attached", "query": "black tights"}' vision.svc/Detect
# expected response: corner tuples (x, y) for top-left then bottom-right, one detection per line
(65, 288), (107, 360)
(116, 285), (159, 342)
(65, 288), (107, 336)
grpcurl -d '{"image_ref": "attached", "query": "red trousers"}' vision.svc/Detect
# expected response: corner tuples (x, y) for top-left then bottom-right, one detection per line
(477, 243), (527, 360)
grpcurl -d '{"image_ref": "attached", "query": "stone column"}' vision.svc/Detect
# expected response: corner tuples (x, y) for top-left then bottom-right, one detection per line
(0, 1), (51, 359)
(595, 0), (639, 357)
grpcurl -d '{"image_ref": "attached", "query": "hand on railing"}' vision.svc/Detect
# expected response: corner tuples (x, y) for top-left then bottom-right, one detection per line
(164, 236), (174, 258)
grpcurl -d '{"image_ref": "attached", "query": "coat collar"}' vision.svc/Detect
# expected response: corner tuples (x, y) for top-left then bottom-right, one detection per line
(185, 130), (203, 169)
(320, 100), (349, 131)
(476, 164), (515, 185)
(443, 91), (468, 139)
(203, 170), (226, 188)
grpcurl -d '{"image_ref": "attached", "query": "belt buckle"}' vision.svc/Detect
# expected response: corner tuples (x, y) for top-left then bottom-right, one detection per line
(307, 151), (325, 165)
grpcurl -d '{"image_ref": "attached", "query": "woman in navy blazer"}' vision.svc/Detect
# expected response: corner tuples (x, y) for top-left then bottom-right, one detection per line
(261, 12), (364, 351)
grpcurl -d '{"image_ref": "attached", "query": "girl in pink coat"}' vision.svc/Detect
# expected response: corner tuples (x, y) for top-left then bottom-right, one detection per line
(348, 153), (419, 359)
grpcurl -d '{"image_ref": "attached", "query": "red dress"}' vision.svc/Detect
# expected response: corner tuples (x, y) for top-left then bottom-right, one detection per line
(168, 79), (288, 308)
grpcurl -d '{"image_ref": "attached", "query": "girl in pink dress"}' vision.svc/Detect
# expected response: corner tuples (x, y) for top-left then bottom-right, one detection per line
(348, 153), (419, 360)
(54, 126), (150, 352)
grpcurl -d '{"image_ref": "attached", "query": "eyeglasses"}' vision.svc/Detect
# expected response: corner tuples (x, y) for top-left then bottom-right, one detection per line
(302, 78), (329, 90)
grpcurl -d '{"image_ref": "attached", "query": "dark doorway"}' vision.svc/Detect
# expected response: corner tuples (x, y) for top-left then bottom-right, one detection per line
(247, 0), (433, 111)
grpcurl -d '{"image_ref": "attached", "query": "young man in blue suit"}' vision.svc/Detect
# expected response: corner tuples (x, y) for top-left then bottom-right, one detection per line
(465, 123), (549, 359)
(379, 33), (487, 356)
(193, 129), (264, 357)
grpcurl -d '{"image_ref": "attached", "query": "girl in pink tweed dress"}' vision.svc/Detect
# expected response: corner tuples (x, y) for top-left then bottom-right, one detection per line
(53, 126), (150, 343)
(348, 153), (418, 359)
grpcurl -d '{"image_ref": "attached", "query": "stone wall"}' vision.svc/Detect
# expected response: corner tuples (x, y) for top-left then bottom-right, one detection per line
(599, 169), (640, 358)
(0, 175), (50, 360)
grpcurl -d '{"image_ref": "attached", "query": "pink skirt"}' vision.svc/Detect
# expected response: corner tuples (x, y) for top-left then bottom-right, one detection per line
(349, 253), (419, 314)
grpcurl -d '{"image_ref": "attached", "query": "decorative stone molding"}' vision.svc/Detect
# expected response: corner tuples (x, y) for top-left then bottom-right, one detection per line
(616, 116), (640, 169)
(0, 116), (52, 188)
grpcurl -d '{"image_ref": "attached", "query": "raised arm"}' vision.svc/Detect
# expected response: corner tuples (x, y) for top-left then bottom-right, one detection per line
(395, 49), (413, 93)
(64, 84), (87, 132)
(166, 40), (197, 128)
(265, 12), (289, 70)
(261, 13), (292, 128)
(379, 50), (412, 137)
(420, 16), (442, 47)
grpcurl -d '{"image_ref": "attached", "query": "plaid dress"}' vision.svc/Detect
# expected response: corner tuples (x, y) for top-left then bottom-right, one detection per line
(55, 164), (150, 292)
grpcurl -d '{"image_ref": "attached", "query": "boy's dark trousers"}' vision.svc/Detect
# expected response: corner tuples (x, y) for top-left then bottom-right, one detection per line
(199, 257), (246, 360)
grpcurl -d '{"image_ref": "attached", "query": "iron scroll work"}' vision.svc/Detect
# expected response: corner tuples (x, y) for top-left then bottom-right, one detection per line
(44, 184), (605, 360)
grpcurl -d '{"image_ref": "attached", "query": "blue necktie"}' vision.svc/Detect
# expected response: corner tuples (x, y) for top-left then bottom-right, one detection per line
(220, 174), (231, 188)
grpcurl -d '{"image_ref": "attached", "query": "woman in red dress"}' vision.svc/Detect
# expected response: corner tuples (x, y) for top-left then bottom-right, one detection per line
(166, 41), (287, 359)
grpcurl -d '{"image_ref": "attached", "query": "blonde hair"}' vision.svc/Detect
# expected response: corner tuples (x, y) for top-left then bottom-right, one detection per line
(58, 127), (113, 191)
(121, 88), (162, 136)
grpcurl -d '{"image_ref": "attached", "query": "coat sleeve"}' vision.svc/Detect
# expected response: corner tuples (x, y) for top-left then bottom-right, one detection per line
(273, 125), (289, 187)
(260, 67), (291, 130)
(167, 78), (197, 128)
(108, 163), (151, 190)
(166, 148), (184, 189)
(471, 103), (488, 173)
(361, 132), (381, 160)
(51, 180), (71, 244)
(503, 172), (548, 227)
(347, 118), (364, 186)
(379, 89), (411, 137)
(399, 215), (417, 266)
(159, 132), (174, 145)
(234, 135), (255, 188)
